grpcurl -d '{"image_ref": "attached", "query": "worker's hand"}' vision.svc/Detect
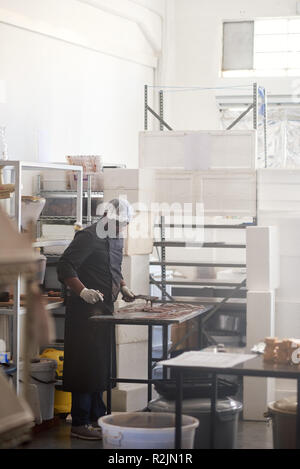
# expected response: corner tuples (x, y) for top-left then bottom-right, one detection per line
(80, 288), (104, 304)
(121, 285), (135, 303)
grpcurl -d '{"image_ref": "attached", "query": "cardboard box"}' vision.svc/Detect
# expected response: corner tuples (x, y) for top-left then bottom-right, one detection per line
(116, 254), (150, 345)
(277, 256), (300, 300)
(195, 170), (257, 217)
(246, 290), (275, 346)
(122, 254), (150, 295)
(246, 226), (279, 291)
(244, 290), (276, 421)
(103, 188), (153, 208)
(258, 169), (300, 212)
(275, 300), (300, 338)
(123, 211), (154, 256)
(140, 130), (257, 170)
(103, 383), (156, 412)
(116, 341), (148, 380)
(103, 168), (155, 191)
(243, 377), (275, 421)
(103, 168), (155, 209)
(278, 218), (300, 257)
(155, 169), (194, 209)
(154, 169), (257, 217)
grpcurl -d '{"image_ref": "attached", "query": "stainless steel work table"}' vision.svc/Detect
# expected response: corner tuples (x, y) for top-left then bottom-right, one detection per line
(161, 349), (300, 449)
(90, 303), (211, 414)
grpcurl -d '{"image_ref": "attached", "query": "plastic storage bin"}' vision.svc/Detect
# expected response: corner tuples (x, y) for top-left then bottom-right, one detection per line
(99, 412), (199, 449)
(148, 397), (242, 449)
(25, 359), (57, 422)
(42, 197), (102, 217)
(266, 397), (297, 449)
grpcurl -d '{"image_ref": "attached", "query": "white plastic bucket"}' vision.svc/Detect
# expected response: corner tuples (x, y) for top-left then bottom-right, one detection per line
(99, 412), (199, 449)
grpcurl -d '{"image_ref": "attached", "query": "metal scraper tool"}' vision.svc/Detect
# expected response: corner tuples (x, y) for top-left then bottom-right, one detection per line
(134, 295), (159, 308)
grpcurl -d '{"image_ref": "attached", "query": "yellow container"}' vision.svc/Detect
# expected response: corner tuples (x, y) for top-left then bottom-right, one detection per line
(54, 387), (72, 415)
(41, 348), (64, 378)
(40, 348), (72, 415)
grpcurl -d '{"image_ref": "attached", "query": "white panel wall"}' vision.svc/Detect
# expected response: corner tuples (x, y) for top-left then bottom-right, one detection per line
(0, 0), (161, 171)
(132, 0), (165, 17)
(0, 0), (158, 66)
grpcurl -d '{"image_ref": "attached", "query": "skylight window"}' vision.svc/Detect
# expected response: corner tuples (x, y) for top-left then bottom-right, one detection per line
(222, 18), (300, 77)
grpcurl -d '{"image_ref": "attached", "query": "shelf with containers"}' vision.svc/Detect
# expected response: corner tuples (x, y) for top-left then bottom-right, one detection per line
(36, 173), (104, 230)
(0, 160), (83, 394)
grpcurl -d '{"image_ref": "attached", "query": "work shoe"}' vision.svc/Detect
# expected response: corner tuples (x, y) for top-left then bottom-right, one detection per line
(71, 424), (103, 440)
(91, 422), (103, 432)
(91, 424), (103, 438)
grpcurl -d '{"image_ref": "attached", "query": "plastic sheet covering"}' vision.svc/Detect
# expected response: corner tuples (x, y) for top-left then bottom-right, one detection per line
(220, 107), (300, 168)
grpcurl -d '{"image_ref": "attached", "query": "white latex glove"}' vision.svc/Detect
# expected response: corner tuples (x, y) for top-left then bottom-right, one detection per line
(121, 285), (135, 303)
(80, 288), (104, 304)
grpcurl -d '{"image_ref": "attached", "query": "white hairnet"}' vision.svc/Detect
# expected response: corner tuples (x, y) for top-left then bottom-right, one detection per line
(97, 198), (134, 223)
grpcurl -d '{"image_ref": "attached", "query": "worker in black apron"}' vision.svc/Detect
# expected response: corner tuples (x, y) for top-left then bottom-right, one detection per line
(57, 198), (135, 440)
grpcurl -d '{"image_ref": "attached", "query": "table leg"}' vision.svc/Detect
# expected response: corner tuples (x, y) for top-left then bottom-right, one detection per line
(210, 373), (218, 449)
(106, 323), (113, 415)
(198, 316), (203, 350)
(162, 325), (169, 379)
(297, 378), (300, 449)
(148, 325), (153, 404)
(175, 369), (183, 449)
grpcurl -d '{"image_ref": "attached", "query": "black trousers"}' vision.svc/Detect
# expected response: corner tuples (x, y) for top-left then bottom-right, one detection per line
(71, 392), (107, 427)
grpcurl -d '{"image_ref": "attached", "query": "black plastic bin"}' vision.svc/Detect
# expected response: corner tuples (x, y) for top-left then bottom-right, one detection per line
(154, 376), (239, 400)
(149, 396), (243, 449)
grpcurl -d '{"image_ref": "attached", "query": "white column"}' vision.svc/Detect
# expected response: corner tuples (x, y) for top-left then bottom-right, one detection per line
(244, 226), (279, 420)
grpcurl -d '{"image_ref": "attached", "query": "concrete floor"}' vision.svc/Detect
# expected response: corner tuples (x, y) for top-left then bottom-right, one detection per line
(237, 420), (273, 450)
(20, 419), (273, 450)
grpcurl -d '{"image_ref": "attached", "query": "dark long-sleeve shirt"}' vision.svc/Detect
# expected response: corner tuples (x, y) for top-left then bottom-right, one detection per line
(57, 223), (124, 302)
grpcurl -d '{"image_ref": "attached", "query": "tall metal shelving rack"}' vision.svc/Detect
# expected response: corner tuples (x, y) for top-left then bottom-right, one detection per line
(37, 173), (104, 229)
(151, 218), (250, 346)
(145, 82), (267, 346)
(0, 160), (83, 394)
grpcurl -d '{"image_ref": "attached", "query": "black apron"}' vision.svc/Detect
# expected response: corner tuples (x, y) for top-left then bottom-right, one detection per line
(57, 223), (123, 393)
(62, 295), (116, 393)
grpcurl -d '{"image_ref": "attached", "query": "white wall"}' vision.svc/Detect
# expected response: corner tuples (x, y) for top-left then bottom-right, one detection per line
(131, 0), (165, 17)
(0, 0), (164, 168)
(163, 0), (299, 130)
